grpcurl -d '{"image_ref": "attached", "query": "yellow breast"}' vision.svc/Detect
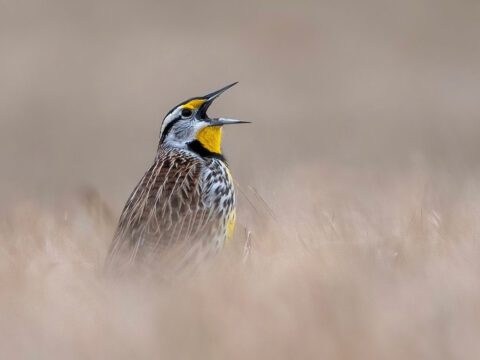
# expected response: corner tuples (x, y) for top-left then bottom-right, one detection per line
(226, 209), (236, 241)
(196, 126), (223, 154)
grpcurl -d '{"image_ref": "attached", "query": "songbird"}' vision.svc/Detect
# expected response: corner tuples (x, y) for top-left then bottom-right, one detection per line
(105, 82), (248, 272)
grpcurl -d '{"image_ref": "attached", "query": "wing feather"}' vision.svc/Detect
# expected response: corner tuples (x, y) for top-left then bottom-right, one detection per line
(105, 150), (217, 271)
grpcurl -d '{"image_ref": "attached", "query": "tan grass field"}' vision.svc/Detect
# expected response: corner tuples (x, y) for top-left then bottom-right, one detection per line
(1, 0), (480, 358)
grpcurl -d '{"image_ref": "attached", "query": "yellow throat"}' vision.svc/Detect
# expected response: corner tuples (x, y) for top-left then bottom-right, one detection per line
(196, 126), (223, 154)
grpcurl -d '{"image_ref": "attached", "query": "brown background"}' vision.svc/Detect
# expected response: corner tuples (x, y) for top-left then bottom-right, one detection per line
(2, 0), (480, 209)
(2, 1), (480, 359)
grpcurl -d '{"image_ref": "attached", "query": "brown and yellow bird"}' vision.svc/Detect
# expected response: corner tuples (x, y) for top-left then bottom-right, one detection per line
(105, 83), (248, 272)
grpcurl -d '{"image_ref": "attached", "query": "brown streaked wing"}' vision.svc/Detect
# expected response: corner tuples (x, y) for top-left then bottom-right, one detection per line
(105, 149), (216, 270)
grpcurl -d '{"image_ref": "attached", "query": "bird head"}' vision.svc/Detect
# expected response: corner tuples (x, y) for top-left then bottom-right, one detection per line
(159, 82), (248, 158)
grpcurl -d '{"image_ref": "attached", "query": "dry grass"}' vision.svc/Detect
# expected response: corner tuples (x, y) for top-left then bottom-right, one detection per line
(1, 165), (480, 359)
(2, 0), (480, 358)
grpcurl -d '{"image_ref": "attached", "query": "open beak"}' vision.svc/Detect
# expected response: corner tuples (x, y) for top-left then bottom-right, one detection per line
(209, 118), (250, 126)
(197, 82), (251, 126)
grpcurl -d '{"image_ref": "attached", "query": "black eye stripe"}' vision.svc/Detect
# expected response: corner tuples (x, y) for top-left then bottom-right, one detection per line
(160, 115), (182, 143)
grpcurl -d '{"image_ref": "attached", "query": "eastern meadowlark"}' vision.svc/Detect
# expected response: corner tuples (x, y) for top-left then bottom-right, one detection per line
(105, 82), (248, 272)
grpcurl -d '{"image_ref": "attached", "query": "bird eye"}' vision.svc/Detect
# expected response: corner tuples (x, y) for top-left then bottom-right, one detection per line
(181, 108), (192, 118)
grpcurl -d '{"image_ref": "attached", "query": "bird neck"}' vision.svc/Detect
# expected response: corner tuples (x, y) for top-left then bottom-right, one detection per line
(195, 126), (223, 155)
(187, 140), (226, 162)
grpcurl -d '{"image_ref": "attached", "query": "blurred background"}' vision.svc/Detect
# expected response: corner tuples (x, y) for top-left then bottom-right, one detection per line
(2, 1), (480, 359)
(2, 0), (480, 209)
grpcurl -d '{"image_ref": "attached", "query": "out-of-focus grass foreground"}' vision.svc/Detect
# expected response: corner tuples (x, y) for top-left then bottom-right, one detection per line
(2, 0), (480, 358)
